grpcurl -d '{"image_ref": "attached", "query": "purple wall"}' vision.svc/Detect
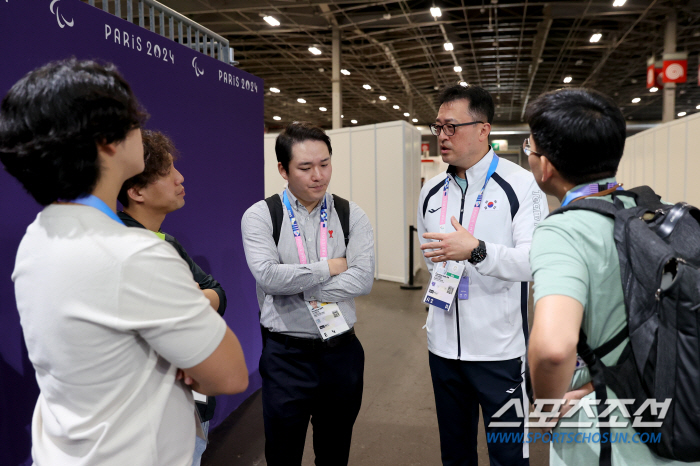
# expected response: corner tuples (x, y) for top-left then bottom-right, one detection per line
(0, 2), (264, 464)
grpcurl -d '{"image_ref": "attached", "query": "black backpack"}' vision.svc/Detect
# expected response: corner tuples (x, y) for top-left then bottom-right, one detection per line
(264, 194), (351, 248)
(549, 186), (700, 465)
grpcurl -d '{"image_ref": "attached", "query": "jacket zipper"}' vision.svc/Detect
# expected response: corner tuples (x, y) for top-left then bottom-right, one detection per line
(454, 174), (468, 359)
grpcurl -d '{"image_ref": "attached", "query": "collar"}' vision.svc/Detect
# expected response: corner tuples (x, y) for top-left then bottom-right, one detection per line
(447, 147), (496, 189)
(563, 176), (618, 201)
(283, 189), (330, 215)
(117, 211), (144, 228)
(118, 211), (164, 234)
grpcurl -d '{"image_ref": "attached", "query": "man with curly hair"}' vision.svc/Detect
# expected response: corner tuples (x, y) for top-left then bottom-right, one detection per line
(0, 59), (248, 465)
(118, 130), (227, 466)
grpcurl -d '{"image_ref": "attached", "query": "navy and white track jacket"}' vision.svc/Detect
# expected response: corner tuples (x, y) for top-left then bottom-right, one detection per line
(417, 149), (549, 361)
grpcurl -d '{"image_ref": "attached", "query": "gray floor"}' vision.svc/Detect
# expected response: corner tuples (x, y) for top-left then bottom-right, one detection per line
(203, 271), (550, 466)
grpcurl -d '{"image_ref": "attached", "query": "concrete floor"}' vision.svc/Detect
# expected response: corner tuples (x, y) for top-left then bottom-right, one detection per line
(203, 271), (550, 466)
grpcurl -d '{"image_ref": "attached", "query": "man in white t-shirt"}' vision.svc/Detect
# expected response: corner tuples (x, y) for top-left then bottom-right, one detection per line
(0, 59), (248, 465)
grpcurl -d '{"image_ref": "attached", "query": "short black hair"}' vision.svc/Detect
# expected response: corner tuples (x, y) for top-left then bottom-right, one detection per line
(275, 122), (332, 172)
(118, 130), (178, 207)
(0, 59), (148, 206)
(438, 85), (495, 124)
(526, 88), (626, 185)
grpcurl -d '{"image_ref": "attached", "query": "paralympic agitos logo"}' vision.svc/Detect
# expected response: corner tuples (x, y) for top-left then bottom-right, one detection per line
(50, 0), (74, 28)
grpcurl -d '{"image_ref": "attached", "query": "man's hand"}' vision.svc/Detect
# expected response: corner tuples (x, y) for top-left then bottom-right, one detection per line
(541, 383), (594, 433)
(327, 257), (348, 276)
(421, 217), (479, 262)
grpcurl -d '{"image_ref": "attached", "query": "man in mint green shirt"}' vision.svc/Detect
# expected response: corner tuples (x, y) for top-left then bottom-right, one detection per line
(526, 88), (694, 465)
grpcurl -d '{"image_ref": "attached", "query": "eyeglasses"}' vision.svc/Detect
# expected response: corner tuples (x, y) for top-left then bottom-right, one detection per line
(522, 137), (544, 157)
(429, 121), (483, 137)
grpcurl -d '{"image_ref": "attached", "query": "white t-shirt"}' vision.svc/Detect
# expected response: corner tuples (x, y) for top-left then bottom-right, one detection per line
(12, 205), (227, 466)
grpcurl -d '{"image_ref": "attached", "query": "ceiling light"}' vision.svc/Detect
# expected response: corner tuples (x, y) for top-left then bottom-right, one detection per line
(297, 98), (306, 103)
(341, 114), (344, 118)
(460, 81), (468, 87)
(444, 42), (454, 51)
(412, 118), (418, 123)
(590, 33), (602, 43)
(270, 87), (280, 93)
(631, 97), (641, 103)
(379, 96), (387, 101)
(273, 116), (281, 121)
(454, 66), (462, 72)
(341, 69), (351, 75)
(351, 119), (358, 124)
(678, 112), (687, 117)
(563, 76), (573, 83)
(650, 87), (659, 93)
(319, 107), (327, 111)
(430, 7), (442, 17)
(696, 105), (700, 110)
(404, 112), (410, 117)
(363, 84), (372, 90)
(263, 16), (280, 26)
(575, 59), (584, 66)
(393, 105), (400, 110)
(612, 0), (626, 6)
(308, 46), (322, 55)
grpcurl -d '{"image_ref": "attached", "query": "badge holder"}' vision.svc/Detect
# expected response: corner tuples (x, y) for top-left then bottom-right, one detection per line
(423, 261), (466, 311)
(306, 301), (351, 340)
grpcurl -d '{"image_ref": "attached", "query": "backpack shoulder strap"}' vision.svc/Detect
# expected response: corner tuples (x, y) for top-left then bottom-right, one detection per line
(332, 194), (351, 248)
(264, 194), (284, 246)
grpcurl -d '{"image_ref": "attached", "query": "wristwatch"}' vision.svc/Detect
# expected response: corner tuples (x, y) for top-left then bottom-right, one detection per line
(468, 240), (487, 264)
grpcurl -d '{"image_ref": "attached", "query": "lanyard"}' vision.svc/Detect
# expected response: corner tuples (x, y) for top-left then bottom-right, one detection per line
(440, 155), (499, 234)
(71, 194), (124, 225)
(282, 190), (328, 265)
(561, 182), (622, 207)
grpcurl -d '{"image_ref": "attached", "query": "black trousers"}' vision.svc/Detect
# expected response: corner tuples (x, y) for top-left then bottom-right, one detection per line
(429, 352), (529, 466)
(260, 335), (364, 466)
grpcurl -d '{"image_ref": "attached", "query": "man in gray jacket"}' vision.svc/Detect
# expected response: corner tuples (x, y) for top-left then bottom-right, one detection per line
(241, 122), (374, 466)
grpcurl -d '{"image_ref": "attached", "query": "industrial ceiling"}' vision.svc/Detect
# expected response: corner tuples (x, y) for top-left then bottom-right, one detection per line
(160, 0), (700, 129)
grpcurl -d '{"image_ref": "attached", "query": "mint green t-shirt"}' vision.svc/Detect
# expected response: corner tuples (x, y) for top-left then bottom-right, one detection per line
(530, 178), (690, 466)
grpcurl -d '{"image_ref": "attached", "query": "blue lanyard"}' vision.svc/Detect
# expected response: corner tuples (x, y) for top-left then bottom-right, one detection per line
(282, 190), (329, 264)
(441, 155), (499, 234)
(561, 182), (622, 207)
(71, 194), (124, 225)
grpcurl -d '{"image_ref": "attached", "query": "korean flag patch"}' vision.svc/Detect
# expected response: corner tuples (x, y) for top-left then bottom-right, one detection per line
(483, 200), (498, 210)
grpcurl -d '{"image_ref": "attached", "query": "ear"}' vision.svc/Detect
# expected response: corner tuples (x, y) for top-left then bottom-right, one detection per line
(127, 186), (146, 205)
(479, 122), (492, 142)
(95, 139), (119, 158)
(278, 162), (289, 181)
(539, 156), (557, 183)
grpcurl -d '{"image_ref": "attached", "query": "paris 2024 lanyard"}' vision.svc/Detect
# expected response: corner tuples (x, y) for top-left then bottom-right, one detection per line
(282, 190), (350, 340)
(423, 155), (499, 311)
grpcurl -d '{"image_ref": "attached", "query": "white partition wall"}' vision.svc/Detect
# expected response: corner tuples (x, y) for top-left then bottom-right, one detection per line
(618, 112), (700, 205)
(264, 121), (422, 283)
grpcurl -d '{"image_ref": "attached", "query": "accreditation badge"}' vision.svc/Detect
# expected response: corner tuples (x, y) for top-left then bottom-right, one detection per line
(306, 301), (351, 340)
(423, 261), (465, 311)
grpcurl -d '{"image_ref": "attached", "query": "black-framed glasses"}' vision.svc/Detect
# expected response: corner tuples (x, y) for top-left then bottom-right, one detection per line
(429, 121), (483, 137)
(522, 137), (544, 157)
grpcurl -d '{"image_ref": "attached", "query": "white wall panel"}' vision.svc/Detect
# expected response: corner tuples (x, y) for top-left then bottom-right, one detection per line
(653, 127), (669, 199)
(327, 129), (351, 200)
(686, 117), (700, 206)
(349, 127), (378, 277)
(642, 130), (655, 188)
(376, 123), (407, 282)
(668, 122), (687, 203)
